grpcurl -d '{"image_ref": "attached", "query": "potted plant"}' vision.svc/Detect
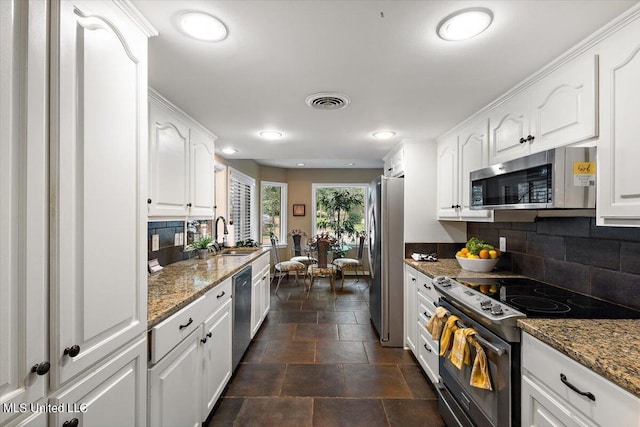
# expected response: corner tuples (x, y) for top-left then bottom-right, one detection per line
(186, 235), (214, 259)
(316, 188), (364, 256)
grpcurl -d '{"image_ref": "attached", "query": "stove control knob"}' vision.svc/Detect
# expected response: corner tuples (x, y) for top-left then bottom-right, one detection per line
(491, 305), (504, 316)
(435, 277), (451, 287)
(480, 299), (492, 310)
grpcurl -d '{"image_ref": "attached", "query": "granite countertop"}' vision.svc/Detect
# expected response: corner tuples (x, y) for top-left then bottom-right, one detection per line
(519, 319), (640, 398)
(404, 258), (522, 279)
(148, 248), (269, 328)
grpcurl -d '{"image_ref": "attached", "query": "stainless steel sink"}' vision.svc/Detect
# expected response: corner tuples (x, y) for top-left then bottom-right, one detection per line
(219, 250), (253, 257)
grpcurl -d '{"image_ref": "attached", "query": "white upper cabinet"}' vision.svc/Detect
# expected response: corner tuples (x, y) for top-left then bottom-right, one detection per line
(148, 103), (190, 216)
(437, 119), (492, 221)
(436, 136), (459, 219)
(50, 0), (150, 387)
(488, 53), (597, 166)
(530, 54), (597, 152)
(0, 0), (48, 422)
(190, 127), (216, 217)
(596, 13), (640, 226)
(383, 145), (405, 177)
(488, 94), (531, 165)
(148, 90), (216, 219)
(458, 119), (492, 220)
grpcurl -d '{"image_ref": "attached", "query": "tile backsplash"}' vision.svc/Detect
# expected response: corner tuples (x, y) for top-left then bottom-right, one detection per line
(148, 221), (193, 266)
(468, 217), (640, 310)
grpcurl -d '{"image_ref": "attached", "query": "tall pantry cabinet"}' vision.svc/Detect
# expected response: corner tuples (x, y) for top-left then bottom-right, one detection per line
(1, 1), (156, 426)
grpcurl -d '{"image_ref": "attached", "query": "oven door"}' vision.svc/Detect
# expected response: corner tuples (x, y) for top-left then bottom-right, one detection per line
(437, 299), (514, 427)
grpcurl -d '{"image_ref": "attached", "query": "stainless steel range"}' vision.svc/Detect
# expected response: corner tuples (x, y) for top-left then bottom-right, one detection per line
(431, 275), (640, 427)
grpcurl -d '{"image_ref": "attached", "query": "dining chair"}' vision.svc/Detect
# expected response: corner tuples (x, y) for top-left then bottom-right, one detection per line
(270, 234), (306, 296)
(288, 229), (317, 268)
(306, 234), (338, 299)
(332, 233), (367, 289)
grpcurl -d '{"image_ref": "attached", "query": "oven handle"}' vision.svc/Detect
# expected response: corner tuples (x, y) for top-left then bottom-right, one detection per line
(450, 318), (506, 356)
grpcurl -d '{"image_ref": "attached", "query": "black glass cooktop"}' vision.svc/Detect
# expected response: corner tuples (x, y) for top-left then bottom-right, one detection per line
(454, 277), (640, 319)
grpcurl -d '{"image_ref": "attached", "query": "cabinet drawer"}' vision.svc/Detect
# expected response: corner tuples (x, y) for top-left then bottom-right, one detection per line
(150, 295), (207, 364)
(522, 333), (640, 427)
(204, 278), (232, 319)
(416, 271), (439, 304)
(417, 327), (439, 383)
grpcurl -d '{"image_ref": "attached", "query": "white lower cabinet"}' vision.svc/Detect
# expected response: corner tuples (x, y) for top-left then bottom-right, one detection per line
(522, 333), (640, 427)
(149, 328), (202, 427)
(148, 278), (234, 425)
(404, 265), (440, 383)
(403, 266), (418, 355)
(3, 409), (47, 427)
(251, 253), (272, 338)
(50, 336), (147, 427)
(201, 299), (233, 420)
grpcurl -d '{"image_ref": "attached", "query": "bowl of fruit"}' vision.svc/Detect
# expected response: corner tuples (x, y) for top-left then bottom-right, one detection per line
(455, 237), (501, 272)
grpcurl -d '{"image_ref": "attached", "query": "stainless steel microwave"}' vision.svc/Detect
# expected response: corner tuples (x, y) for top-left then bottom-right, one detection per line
(470, 147), (596, 210)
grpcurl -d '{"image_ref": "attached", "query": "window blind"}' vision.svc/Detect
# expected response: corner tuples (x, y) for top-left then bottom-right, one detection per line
(229, 168), (255, 243)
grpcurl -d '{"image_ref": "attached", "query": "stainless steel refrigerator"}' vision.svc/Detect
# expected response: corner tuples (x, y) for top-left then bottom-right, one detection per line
(367, 176), (404, 347)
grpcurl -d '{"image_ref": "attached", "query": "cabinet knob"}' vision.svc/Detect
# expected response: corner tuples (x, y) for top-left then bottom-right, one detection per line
(526, 134), (535, 142)
(455, 204), (461, 209)
(31, 361), (50, 376)
(147, 198), (152, 204)
(207, 332), (212, 338)
(201, 337), (208, 344)
(63, 418), (79, 427)
(63, 345), (80, 358)
(519, 137), (526, 144)
(216, 291), (225, 299)
(423, 343), (431, 353)
(187, 202), (192, 207)
(423, 283), (432, 290)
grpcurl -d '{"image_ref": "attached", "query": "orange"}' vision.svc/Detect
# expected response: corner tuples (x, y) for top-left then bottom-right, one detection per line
(456, 251), (465, 257)
(479, 249), (490, 259)
(460, 248), (469, 255)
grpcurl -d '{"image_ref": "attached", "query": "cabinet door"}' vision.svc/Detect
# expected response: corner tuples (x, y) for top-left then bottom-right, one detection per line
(148, 102), (190, 217)
(49, 336), (147, 427)
(403, 267), (417, 355)
(201, 300), (232, 420)
(436, 136), (459, 218)
(50, 0), (148, 387)
(189, 127), (216, 217)
(522, 375), (593, 427)
(261, 265), (271, 319)
(251, 272), (262, 338)
(458, 119), (493, 221)
(530, 54), (597, 152)
(0, 0), (48, 422)
(149, 328), (202, 427)
(597, 17), (640, 226)
(488, 94), (530, 164)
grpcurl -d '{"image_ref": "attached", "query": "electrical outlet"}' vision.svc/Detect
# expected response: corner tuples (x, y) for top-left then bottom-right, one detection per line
(499, 237), (507, 252)
(174, 233), (180, 246)
(152, 234), (159, 252)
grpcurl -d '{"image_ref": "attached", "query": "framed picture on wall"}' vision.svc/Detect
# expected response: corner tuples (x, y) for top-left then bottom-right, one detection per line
(293, 204), (305, 216)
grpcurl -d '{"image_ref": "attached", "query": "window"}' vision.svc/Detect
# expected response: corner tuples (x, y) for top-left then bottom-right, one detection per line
(260, 181), (287, 245)
(312, 184), (367, 245)
(229, 168), (256, 244)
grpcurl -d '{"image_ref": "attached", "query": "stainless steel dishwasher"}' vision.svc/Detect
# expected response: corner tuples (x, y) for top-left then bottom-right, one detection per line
(232, 265), (252, 370)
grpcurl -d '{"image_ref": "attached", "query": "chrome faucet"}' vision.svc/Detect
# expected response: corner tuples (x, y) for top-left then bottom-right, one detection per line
(214, 216), (228, 245)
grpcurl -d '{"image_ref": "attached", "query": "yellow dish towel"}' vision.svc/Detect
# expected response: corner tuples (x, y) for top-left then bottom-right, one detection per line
(438, 315), (460, 356)
(426, 306), (449, 340)
(470, 339), (493, 391)
(450, 328), (476, 369)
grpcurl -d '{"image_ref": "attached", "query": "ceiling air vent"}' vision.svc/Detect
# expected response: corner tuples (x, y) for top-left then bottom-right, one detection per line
(305, 92), (351, 110)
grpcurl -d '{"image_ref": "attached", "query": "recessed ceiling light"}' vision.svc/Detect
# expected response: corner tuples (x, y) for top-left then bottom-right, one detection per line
(222, 147), (237, 154)
(437, 8), (493, 41)
(296, 163), (305, 167)
(259, 130), (283, 140)
(372, 131), (396, 140)
(347, 163), (356, 166)
(179, 11), (228, 42)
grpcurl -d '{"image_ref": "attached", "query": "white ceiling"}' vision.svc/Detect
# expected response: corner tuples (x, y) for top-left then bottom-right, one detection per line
(134, 0), (637, 169)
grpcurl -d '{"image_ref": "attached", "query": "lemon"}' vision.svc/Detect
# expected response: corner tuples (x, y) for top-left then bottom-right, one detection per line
(467, 254), (480, 259)
(489, 250), (498, 259)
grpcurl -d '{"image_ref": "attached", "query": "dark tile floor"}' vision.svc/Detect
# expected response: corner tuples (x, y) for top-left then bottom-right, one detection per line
(207, 276), (445, 426)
